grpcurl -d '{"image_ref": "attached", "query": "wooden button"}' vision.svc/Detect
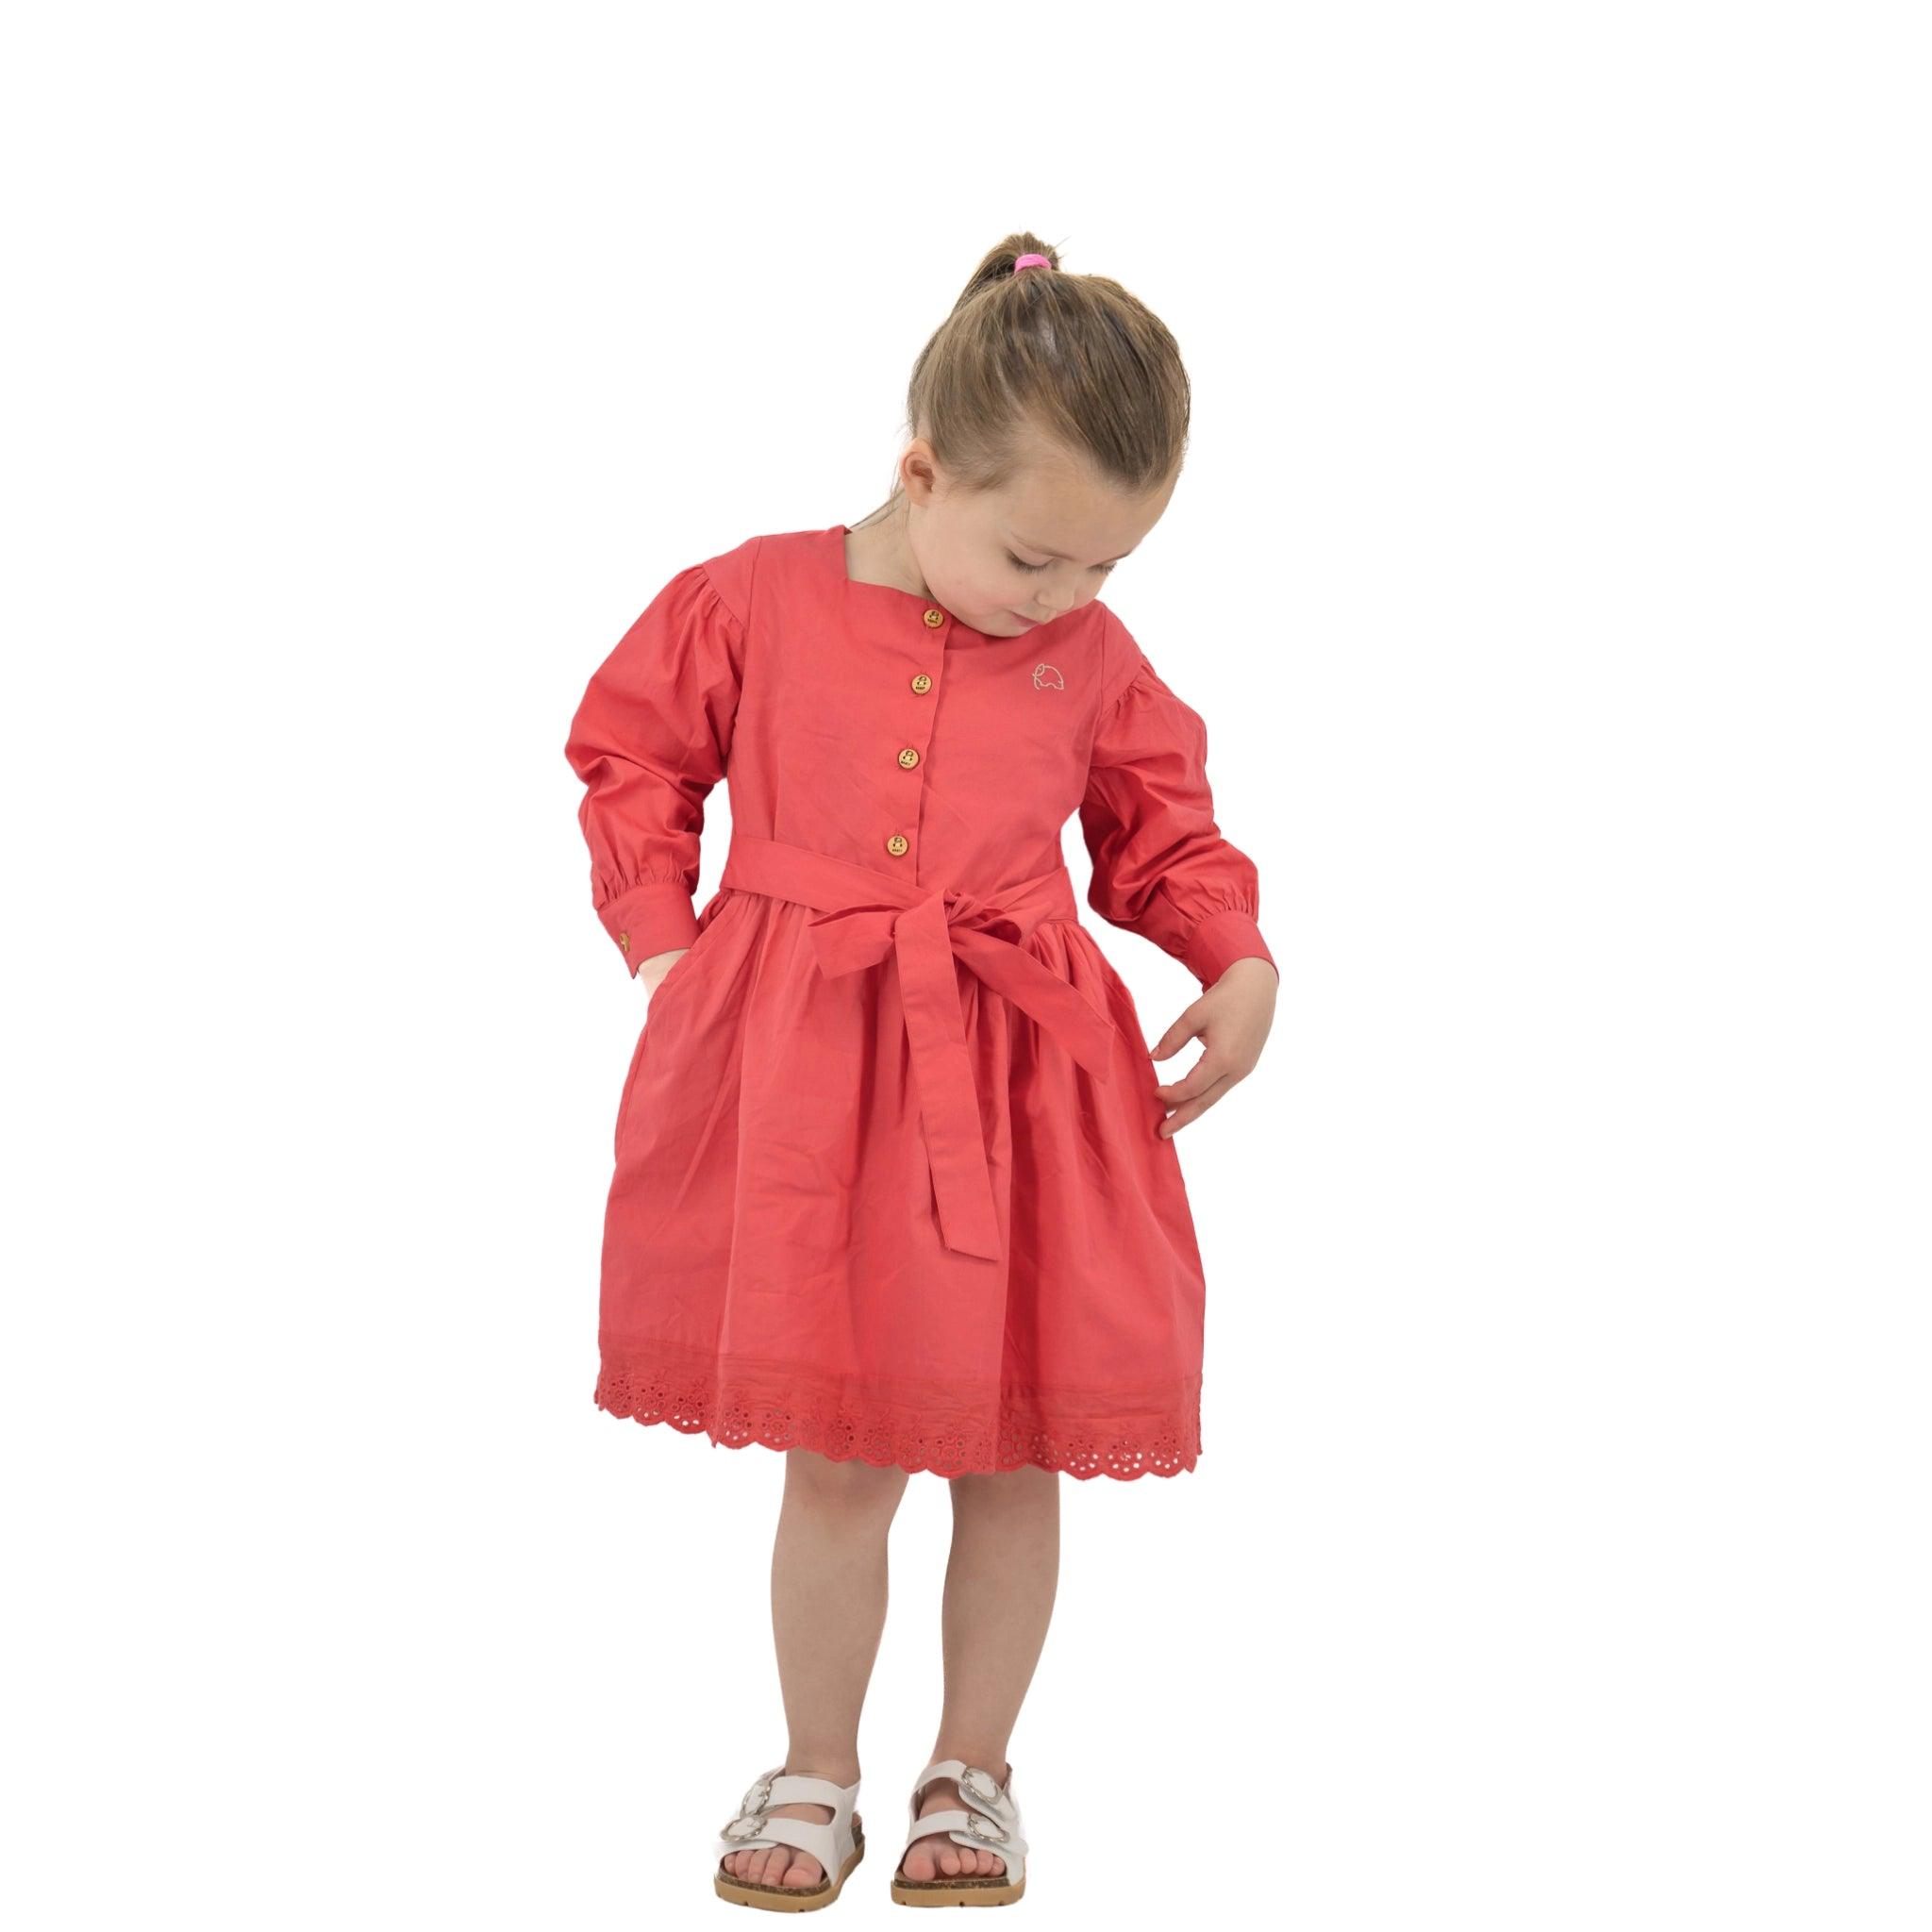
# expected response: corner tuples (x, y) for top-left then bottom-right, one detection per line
(618, 932), (629, 952)
(923, 608), (945, 627)
(897, 746), (920, 769)
(886, 833), (908, 856)
(910, 673), (932, 694)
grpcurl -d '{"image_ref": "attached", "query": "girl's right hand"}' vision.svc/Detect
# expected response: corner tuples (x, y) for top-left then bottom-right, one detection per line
(639, 947), (688, 994)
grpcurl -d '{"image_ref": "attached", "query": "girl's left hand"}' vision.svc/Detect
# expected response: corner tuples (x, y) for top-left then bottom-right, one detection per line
(1149, 957), (1278, 1137)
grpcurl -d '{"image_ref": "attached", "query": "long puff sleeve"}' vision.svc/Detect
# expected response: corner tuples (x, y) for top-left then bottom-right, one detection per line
(1079, 611), (1277, 989)
(564, 561), (745, 975)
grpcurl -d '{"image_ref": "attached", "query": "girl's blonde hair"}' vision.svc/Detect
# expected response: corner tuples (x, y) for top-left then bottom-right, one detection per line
(852, 231), (1190, 527)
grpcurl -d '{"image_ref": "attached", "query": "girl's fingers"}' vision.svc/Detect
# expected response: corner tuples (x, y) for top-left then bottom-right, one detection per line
(1153, 1055), (1227, 1103)
(1158, 1071), (1238, 1136)
(1148, 1006), (1208, 1060)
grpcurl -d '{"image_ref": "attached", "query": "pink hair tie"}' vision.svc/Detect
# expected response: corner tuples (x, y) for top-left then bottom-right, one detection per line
(1012, 253), (1053, 274)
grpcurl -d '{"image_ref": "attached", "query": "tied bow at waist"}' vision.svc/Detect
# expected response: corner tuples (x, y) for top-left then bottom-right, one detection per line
(718, 832), (1118, 1260)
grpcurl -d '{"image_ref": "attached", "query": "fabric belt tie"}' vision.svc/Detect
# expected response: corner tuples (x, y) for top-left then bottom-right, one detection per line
(719, 832), (1118, 1260)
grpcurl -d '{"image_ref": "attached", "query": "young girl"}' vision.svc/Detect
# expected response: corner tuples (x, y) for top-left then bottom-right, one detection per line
(564, 234), (1278, 1910)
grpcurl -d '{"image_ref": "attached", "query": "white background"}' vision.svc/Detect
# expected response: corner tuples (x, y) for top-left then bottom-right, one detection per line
(6, 4), (1927, 1927)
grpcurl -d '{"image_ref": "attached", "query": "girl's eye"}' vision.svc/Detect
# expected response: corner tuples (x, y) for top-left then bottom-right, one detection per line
(1007, 552), (1117, 575)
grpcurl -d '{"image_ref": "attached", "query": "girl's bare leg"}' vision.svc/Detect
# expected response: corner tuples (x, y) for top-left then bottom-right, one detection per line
(901, 1465), (1060, 1881)
(720, 1448), (908, 1890)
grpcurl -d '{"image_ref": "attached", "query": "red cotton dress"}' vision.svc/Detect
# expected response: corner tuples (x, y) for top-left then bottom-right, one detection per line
(563, 522), (1275, 1481)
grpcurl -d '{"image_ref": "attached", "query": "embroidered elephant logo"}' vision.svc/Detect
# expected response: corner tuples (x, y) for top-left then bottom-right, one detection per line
(1032, 662), (1065, 690)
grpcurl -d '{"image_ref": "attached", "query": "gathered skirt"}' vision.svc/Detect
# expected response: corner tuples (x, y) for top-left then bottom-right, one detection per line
(593, 881), (1209, 1480)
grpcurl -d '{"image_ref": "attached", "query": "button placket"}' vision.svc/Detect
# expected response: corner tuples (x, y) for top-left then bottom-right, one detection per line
(890, 608), (946, 864)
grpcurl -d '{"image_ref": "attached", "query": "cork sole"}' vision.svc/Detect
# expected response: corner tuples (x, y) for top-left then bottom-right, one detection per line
(714, 1820), (865, 1911)
(891, 1865), (1025, 1907)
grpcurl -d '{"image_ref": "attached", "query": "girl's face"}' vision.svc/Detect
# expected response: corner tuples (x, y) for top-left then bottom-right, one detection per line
(905, 436), (1177, 638)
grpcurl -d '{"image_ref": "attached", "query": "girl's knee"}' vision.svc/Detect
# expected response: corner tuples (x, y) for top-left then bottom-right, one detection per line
(784, 1446), (909, 1511)
(949, 1464), (1059, 1506)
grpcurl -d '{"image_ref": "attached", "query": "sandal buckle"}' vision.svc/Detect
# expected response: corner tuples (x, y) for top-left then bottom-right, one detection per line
(722, 1812), (768, 1842)
(962, 1812), (1008, 1844)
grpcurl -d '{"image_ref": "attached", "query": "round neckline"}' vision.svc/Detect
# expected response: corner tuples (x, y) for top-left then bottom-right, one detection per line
(828, 523), (988, 638)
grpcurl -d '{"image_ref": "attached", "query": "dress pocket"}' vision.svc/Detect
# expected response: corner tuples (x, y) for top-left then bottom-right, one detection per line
(643, 937), (702, 1008)
(611, 894), (735, 1154)
(613, 1019), (654, 1158)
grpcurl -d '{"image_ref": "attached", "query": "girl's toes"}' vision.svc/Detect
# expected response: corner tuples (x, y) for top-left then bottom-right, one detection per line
(938, 1844), (962, 1876)
(901, 1842), (935, 1881)
(780, 1856), (822, 1889)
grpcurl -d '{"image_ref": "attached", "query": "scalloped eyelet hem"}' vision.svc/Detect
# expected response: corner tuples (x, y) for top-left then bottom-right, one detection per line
(592, 1350), (1202, 1482)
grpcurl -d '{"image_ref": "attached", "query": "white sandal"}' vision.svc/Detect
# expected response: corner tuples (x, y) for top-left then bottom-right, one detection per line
(889, 1758), (1028, 1907)
(713, 1763), (866, 1912)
